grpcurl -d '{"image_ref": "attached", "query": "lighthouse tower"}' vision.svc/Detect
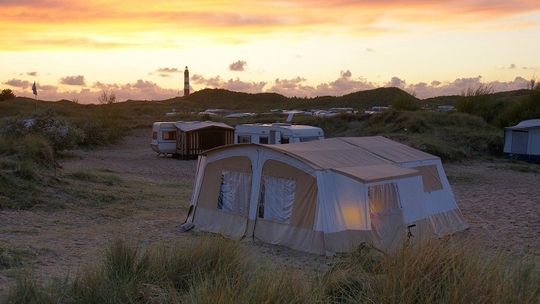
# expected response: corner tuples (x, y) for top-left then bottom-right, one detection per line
(183, 66), (190, 96)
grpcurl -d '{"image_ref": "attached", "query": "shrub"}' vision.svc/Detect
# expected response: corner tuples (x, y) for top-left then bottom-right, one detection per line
(319, 240), (540, 304)
(7, 238), (313, 304)
(0, 88), (15, 101)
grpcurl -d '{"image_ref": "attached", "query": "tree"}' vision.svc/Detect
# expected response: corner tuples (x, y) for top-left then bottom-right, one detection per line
(0, 89), (15, 101)
(97, 90), (117, 104)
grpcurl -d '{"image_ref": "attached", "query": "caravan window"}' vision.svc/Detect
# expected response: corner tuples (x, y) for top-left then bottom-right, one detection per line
(237, 135), (251, 144)
(162, 131), (176, 140)
(299, 136), (319, 142)
(259, 136), (269, 144)
(258, 176), (296, 223)
(281, 137), (290, 144)
(217, 170), (252, 215)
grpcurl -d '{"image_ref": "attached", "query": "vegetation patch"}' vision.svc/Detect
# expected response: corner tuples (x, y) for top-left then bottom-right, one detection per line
(6, 238), (540, 304)
(489, 163), (540, 174)
(0, 247), (24, 270)
(67, 170), (122, 186)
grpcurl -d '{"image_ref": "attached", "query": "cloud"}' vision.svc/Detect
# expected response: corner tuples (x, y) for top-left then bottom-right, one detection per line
(156, 67), (180, 73)
(229, 60), (247, 71)
(386, 76), (406, 88)
(59, 75), (85, 86)
(340, 70), (352, 78)
(269, 71), (376, 97)
(3, 78), (31, 88)
(191, 74), (265, 93)
(26, 71), (37, 76)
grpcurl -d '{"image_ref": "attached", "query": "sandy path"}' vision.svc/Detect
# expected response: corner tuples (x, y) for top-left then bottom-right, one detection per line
(446, 162), (540, 259)
(1, 128), (539, 297)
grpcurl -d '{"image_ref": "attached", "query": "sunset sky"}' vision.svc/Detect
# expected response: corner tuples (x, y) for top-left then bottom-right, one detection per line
(1, 0), (539, 103)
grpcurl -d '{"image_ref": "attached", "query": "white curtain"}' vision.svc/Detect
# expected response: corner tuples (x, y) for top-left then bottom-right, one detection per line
(261, 176), (296, 223)
(218, 170), (252, 215)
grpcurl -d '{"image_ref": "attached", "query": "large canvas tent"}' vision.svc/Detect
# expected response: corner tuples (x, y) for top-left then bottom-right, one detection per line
(504, 119), (540, 163)
(183, 136), (468, 254)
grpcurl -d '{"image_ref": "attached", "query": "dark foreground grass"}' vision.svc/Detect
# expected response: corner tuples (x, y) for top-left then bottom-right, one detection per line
(6, 238), (540, 304)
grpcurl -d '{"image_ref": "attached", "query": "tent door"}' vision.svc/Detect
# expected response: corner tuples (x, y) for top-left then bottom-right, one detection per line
(511, 130), (528, 154)
(368, 183), (405, 250)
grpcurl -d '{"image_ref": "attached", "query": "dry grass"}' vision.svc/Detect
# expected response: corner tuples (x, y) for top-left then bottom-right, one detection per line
(5, 238), (539, 304)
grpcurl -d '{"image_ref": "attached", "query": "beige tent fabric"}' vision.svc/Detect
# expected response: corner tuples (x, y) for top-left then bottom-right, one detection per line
(196, 156), (251, 210)
(414, 165), (443, 192)
(340, 137), (438, 163)
(429, 209), (469, 236)
(333, 164), (419, 183)
(261, 160), (317, 229)
(268, 136), (438, 170)
(368, 183), (405, 250)
(254, 219), (325, 254)
(193, 208), (247, 239)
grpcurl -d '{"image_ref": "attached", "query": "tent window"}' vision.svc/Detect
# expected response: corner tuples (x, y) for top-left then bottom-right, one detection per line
(368, 183), (401, 215)
(258, 175), (296, 223)
(162, 131), (176, 140)
(414, 165), (443, 193)
(217, 170), (252, 215)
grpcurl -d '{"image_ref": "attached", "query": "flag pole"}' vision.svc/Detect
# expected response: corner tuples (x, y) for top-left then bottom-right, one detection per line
(32, 81), (37, 113)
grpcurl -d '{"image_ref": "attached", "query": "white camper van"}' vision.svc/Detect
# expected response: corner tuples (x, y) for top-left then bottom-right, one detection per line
(151, 122), (178, 155)
(234, 123), (324, 144)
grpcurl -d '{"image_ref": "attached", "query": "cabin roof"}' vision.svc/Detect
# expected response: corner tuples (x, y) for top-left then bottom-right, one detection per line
(174, 121), (234, 132)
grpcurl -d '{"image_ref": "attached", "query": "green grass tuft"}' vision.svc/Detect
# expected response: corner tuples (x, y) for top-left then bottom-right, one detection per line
(6, 238), (540, 304)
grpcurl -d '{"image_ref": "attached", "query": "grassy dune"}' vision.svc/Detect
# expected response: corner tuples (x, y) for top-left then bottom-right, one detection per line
(6, 237), (539, 304)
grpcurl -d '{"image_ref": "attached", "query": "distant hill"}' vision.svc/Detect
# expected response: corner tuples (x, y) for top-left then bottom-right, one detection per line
(167, 87), (419, 111)
(1, 87), (534, 120)
(422, 89), (532, 106)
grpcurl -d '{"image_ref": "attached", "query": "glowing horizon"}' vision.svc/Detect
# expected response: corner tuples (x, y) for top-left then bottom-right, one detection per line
(1, 0), (539, 103)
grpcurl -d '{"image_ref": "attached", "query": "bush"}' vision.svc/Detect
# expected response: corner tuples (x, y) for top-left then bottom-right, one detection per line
(1, 115), (83, 152)
(0, 89), (15, 101)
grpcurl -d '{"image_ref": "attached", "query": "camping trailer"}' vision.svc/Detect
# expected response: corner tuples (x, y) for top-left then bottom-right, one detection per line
(504, 119), (540, 163)
(234, 123), (324, 144)
(151, 122), (178, 155)
(182, 136), (468, 254)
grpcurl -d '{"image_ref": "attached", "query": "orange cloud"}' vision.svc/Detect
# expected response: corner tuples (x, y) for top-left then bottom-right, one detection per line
(0, 0), (538, 50)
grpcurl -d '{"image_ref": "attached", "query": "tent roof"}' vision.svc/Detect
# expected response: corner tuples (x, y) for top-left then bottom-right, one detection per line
(269, 136), (438, 168)
(505, 119), (540, 130)
(174, 121), (234, 132)
(204, 136), (438, 182)
(332, 164), (419, 183)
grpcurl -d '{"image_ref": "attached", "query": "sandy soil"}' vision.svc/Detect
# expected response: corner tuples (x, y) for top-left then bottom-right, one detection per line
(446, 162), (540, 259)
(1, 128), (539, 297)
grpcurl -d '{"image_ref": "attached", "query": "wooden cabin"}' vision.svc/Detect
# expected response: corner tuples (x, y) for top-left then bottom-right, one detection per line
(175, 121), (234, 158)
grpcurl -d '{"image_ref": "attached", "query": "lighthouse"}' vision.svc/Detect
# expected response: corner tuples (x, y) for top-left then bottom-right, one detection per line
(183, 66), (190, 96)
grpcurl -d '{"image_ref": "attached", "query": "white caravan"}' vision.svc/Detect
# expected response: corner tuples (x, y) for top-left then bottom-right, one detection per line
(151, 122), (178, 155)
(234, 123), (324, 144)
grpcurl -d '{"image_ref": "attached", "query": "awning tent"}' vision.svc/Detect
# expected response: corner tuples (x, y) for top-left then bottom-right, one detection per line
(184, 136), (468, 254)
(504, 119), (540, 163)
